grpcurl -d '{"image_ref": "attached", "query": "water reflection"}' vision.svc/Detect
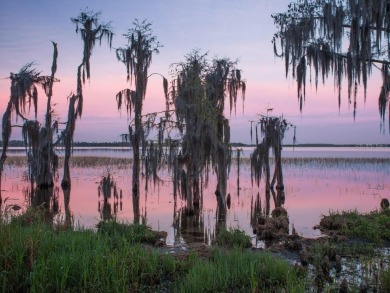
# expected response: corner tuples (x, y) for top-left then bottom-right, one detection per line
(1, 154), (389, 245)
(97, 172), (123, 221)
(62, 187), (72, 228)
(174, 205), (208, 244)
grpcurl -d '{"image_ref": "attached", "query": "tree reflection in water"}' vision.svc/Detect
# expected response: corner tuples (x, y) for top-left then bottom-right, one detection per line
(98, 172), (122, 222)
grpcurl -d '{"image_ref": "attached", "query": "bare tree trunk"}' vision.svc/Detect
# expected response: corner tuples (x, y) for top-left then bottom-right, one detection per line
(62, 152), (71, 189)
(215, 204), (227, 242)
(37, 128), (54, 188)
(131, 127), (140, 196)
(132, 189), (140, 224)
(274, 143), (285, 207)
(186, 166), (194, 214)
(193, 177), (200, 208)
(132, 87), (143, 196)
(61, 96), (76, 189)
(237, 149), (241, 196)
(215, 116), (227, 210)
(215, 147), (227, 210)
(264, 154), (271, 216)
(63, 186), (72, 228)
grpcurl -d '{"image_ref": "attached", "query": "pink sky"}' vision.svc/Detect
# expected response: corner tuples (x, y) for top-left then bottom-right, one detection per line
(0, 0), (388, 144)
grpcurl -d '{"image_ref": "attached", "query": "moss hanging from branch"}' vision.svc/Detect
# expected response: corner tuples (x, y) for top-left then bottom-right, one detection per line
(115, 19), (162, 196)
(170, 51), (246, 212)
(62, 9), (113, 188)
(250, 114), (295, 213)
(273, 0), (390, 129)
(1, 43), (60, 190)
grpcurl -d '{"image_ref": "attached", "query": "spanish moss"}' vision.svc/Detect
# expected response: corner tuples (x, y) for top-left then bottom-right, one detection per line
(115, 19), (162, 196)
(62, 9), (113, 188)
(250, 115), (295, 214)
(273, 0), (390, 129)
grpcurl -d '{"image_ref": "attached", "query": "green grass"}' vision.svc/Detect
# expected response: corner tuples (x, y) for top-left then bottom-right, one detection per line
(176, 248), (306, 292)
(97, 220), (164, 245)
(0, 213), (307, 292)
(319, 209), (390, 243)
(215, 228), (253, 249)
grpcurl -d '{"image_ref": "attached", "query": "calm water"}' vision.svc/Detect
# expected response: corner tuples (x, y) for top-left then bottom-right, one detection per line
(1, 147), (389, 246)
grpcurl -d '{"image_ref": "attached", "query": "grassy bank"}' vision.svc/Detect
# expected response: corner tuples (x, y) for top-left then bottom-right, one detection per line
(318, 208), (390, 243)
(0, 210), (305, 292)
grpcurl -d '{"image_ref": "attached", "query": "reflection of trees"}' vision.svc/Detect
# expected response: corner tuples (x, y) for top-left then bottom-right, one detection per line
(132, 192), (140, 224)
(62, 186), (72, 228)
(98, 173), (122, 222)
(214, 204), (227, 241)
(21, 186), (61, 224)
(174, 205), (207, 244)
(250, 192), (262, 229)
(250, 191), (290, 247)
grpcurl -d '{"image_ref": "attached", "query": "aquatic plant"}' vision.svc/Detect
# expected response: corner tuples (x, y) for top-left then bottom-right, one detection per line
(317, 209), (390, 243)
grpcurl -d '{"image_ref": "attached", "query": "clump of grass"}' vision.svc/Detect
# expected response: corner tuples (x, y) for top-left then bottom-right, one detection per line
(215, 228), (252, 248)
(318, 209), (390, 243)
(10, 207), (46, 227)
(175, 248), (306, 292)
(97, 220), (166, 245)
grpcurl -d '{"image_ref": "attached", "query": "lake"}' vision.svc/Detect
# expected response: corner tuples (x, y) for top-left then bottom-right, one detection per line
(1, 146), (389, 246)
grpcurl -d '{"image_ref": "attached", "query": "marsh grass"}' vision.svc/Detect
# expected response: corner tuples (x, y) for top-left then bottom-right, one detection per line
(319, 209), (390, 243)
(96, 220), (165, 245)
(215, 228), (253, 249)
(1, 215), (306, 292)
(309, 209), (390, 292)
(0, 220), (171, 292)
(176, 248), (306, 292)
(6, 155), (389, 170)
(4, 156), (131, 169)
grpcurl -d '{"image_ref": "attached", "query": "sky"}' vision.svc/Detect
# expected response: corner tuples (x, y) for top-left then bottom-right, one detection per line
(0, 0), (388, 144)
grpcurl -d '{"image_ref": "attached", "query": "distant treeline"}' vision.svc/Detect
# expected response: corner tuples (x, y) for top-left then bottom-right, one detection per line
(0, 140), (130, 148)
(1, 140), (388, 148)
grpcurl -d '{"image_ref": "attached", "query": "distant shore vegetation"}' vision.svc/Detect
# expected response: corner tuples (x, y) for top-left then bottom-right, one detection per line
(1, 140), (389, 149)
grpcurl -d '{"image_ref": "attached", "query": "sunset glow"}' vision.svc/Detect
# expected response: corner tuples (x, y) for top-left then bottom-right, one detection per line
(0, 0), (388, 144)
